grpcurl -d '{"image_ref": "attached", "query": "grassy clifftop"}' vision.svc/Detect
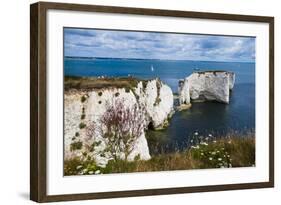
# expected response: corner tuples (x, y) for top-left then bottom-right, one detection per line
(64, 76), (143, 91)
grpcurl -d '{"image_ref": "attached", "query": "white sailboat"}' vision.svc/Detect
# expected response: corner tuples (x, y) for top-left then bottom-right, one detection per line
(151, 65), (154, 72)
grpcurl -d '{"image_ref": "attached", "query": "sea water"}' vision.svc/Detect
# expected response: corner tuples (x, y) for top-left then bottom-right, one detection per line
(64, 57), (255, 154)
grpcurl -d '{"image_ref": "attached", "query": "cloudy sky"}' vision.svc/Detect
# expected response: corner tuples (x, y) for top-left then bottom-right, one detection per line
(64, 28), (255, 62)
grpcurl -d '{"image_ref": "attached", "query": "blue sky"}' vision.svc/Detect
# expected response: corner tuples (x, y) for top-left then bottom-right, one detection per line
(64, 28), (255, 62)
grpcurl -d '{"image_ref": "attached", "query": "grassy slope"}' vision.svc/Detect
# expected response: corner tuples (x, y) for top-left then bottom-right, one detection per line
(64, 136), (255, 176)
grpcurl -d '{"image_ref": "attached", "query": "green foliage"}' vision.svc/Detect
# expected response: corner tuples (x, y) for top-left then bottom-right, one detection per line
(81, 114), (86, 120)
(79, 122), (86, 129)
(64, 158), (100, 175)
(81, 95), (87, 103)
(125, 87), (130, 93)
(70, 141), (83, 151)
(65, 133), (255, 175)
(153, 97), (161, 106)
(98, 91), (103, 96)
(75, 132), (79, 137)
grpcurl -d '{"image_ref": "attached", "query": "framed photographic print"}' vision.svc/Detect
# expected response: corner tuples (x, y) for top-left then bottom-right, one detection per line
(30, 1), (274, 202)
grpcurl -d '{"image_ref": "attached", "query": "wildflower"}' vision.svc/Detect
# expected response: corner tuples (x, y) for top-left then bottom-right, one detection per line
(213, 140), (217, 143)
(200, 142), (208, 146)
(218, 158), (222, 161)
(200, 152), (204, 156)
(216, 150), (220, 153)
(82, 168), (88, 173)
(76, 165), (83, 170)
(95, 170), (101, 174)
(211, 152), (216, 155)
(228, 140), (232, 144)
(88, 171), (94, 174)
(194, 132), (199, 136)
(209, 157), (213, 161)
(208, 134), (212, 137)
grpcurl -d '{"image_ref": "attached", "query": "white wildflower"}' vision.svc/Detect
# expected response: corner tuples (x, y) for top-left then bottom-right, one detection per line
(95, 170), (101, 174)
(76, 165), (83, 170)
(194, 132), (199, 136)
(88, 171), (94, 174)
(218, 158), (222, 161)
(209, 157), (213, 161)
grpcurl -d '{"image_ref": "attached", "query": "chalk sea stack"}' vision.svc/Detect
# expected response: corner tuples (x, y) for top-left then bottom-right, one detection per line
(178, 71), (235, 105)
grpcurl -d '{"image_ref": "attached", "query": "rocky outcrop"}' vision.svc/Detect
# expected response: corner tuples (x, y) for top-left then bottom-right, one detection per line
(178, 71), (235, 104)
(64, 78), (174, 167)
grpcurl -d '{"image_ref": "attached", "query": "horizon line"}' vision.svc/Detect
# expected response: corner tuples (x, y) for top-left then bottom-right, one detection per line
(64, 56), (255, 64)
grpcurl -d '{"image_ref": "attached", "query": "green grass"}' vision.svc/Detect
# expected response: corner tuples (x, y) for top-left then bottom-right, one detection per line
(64, 76), (144, 91)
(64, 136), (255, 176)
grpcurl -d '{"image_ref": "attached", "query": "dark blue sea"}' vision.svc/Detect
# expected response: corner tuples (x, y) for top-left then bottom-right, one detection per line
(64, 57), (255, 154)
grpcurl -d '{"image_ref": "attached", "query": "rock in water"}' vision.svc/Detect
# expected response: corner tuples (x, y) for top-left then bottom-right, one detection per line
(64, 77), (174, 167)
(178, 71), (235, 104)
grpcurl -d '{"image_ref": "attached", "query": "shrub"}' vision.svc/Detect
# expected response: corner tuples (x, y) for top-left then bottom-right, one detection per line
(79, 122), (86, 129)
(81, 114), (86, 120)
(115, 92), (120, 97)
(86, 99), (146, 161)
(98, 91), (103, 96)
(153, 97), (161, 106)
(98, 101), (102, 104)
(70, 141), (83, 151)
(125, 87), (130, 93)
(75, 132), (79, 137)
(81, 95), (87, 103)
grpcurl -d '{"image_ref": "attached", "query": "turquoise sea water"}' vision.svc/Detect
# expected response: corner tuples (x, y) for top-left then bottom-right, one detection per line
(64, 57), (255, 154)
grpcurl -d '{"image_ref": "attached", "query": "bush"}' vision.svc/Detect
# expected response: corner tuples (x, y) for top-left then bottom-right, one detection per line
(98, 101), (102, 104)
(70, 141), (83, 151)
(115, 92), (120, 97)
(125, 87), (130, 93)
(98, 91), (103, 96)
(81, 95), (87, 103)
(86, 99), (146, 161)
(81, 114), (86, 120)
(75, 132), (79, 137)
(79, 122), (86, 129)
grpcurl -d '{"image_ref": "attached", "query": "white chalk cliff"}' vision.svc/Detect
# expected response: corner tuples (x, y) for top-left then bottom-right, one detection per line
(64, 78), (174, 167)
(178, 71), (235, 104)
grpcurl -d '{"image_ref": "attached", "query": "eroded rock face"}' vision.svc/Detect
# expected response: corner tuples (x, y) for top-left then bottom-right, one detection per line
(64, 78), (174, 167)
(178, 71), (235, 104)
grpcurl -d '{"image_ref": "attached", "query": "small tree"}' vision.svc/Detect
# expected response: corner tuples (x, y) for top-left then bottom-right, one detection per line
(87, 99), (146, 161)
